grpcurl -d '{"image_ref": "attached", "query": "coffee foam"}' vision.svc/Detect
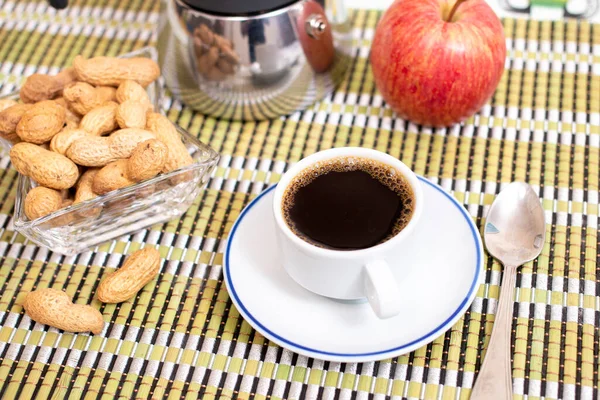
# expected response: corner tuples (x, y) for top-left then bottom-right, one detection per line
(282, 156), (415, 247)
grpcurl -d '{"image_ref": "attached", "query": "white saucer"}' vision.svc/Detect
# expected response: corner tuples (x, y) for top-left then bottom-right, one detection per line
(224, 177), (484, 363)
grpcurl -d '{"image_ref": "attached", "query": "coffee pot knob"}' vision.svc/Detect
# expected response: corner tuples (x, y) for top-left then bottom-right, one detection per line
(305, 14), (327, 39)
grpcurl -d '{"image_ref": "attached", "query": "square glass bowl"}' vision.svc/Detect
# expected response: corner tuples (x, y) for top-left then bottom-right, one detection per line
(6, 47), (220, 255)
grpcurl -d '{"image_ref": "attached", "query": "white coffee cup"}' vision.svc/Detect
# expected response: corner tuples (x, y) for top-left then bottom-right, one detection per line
(272, 147), (423, 319)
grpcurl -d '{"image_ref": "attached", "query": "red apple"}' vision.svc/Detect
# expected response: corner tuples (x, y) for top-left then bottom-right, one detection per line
(370, 0), (506, 127)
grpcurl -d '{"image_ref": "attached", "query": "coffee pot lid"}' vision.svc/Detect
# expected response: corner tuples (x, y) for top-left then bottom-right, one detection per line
(181, 0), (299, 16)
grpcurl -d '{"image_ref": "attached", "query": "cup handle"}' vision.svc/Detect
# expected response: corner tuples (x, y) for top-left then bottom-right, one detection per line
(363, 260), (402, 319)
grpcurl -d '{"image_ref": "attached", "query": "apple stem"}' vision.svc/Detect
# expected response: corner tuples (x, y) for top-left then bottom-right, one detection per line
(446, 0), (468, 22)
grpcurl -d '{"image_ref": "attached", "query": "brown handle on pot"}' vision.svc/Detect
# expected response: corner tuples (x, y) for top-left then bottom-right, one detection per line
(297, 0), (335, 73)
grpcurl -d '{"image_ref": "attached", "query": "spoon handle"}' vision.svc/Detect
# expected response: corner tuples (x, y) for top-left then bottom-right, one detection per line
(470, 264), (517, 400)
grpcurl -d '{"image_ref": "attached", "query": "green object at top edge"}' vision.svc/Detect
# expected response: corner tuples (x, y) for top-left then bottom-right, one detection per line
(530, 0), (568, 7)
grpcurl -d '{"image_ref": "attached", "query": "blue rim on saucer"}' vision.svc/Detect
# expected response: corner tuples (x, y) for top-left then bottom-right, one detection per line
(224, 176), (483, 359)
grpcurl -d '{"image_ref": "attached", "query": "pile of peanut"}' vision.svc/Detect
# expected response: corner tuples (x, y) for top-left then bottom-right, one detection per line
(0, 55), (194, 222)
(193, 24), (240, 81)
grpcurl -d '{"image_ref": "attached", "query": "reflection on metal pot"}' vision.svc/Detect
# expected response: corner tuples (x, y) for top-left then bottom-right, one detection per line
(157, 0), (352, 120)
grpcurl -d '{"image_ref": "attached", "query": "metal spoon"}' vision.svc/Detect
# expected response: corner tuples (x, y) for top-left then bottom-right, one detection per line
(470, 182), (546, 400)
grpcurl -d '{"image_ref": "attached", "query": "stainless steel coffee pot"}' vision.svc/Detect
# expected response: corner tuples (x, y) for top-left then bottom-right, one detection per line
(156, 0), (352, 120)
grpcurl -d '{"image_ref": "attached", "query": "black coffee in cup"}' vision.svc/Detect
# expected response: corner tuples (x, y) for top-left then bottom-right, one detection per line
(282, 157), (415, 250)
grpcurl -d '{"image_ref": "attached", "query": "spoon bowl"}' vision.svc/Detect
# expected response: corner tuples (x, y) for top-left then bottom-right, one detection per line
(484, 182), (546, 266)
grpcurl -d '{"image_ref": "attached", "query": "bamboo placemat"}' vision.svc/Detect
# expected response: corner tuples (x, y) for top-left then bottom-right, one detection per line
(0, 1), (598, 399)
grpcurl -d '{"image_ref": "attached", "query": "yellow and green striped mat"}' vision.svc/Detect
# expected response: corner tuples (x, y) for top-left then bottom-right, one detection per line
(0, 1), (598, 399)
